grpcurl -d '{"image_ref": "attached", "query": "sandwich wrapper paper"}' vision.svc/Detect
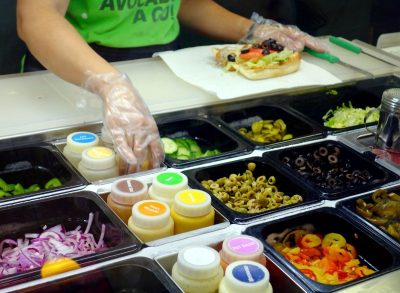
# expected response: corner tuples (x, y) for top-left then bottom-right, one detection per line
(156, 45), (342, 100)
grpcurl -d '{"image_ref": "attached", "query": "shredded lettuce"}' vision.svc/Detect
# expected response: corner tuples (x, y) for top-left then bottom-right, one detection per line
(322, 101), (379, 128)
(243, 49), (294, 69)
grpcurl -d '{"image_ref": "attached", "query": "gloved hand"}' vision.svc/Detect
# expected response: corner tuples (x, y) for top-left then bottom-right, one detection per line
(241, 12), (326, 52)
(83, 72), (164, 175)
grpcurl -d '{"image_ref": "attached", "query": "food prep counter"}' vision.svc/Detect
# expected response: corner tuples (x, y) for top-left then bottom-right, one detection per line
(1, 37), (400, 292)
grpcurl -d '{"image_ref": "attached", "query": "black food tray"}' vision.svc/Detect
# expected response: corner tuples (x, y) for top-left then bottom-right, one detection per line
(157, 116), (252, 168)
(287, 75), (400, 134)
(183, 156), (320, 224)
(18, 257), (181, 293)
(0, 143), (86, 203)
(245, 207), (400, 292)
(0, 191), (141, 289)
(216, 104), (323, 149)
(338, 186), (400, 246)
(264, 140), (399, 199)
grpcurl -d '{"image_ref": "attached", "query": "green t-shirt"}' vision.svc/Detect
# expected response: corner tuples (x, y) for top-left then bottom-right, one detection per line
(66, 0), (181, 48)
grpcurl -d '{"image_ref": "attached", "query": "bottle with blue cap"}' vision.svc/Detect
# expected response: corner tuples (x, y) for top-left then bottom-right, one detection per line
(219, 260), (273, 293)
(62, 131), (99, 167)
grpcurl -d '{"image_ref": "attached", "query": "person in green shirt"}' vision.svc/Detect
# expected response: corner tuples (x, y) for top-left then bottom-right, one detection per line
(16, 0), (324, 175)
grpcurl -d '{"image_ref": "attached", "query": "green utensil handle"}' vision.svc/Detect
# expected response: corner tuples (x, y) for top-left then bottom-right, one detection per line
(303, 47), (340, 63)
(329, 36), (362, 54)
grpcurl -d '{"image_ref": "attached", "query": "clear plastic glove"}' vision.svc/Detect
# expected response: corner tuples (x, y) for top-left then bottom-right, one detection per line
(241, 12), (326, 52)
(83, 72), (164, 175)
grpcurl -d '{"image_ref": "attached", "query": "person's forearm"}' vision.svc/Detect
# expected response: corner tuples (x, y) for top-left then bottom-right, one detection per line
(17, 0), (117, 87)
(179, 0), (253, 42)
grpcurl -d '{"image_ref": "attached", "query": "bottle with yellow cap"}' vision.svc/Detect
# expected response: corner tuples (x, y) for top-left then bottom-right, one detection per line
(219, 260), (273, 293)
(62, 131), (99, 168)
(127, 200), (174, 242)
(172, 245), (223, 293)
(148, 171), (188, 206)
(77, 146), (118, 181)
(107, 178), (149, 224)
(219, 235), (267, 272)
(171, 189), (215, 234)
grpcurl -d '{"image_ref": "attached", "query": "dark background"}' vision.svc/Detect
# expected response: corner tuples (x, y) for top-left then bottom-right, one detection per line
(1, 0), (399, 75)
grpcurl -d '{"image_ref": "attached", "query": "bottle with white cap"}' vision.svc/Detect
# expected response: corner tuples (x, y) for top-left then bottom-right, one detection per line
(127, 199), (174, 242)
(219, 260), (273, 293)
(148, 171), (188, 206)
(77, 146), (118, 181)
(62, 131), (99, 167)
(170, 189), (215, 234)
(107, 178), (149, 224)
(219, 235), (267, 272)
(171, 246), (223, 293)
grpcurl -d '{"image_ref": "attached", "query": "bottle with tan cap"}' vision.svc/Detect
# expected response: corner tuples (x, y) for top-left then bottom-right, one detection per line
(107, 178), (149, 224)
(148, 171), (188, 206)
(171, 189), (215, 234)
(77, 146), (118, 181)
(62, 131), (99, 167)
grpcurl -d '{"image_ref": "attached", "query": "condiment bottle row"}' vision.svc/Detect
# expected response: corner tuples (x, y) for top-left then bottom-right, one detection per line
(171, 236), (272, 293)
(106, 171), (217, 243)
(62, 130), (118, 181)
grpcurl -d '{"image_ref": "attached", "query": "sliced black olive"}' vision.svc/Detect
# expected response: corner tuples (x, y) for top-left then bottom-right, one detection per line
(262, 38), (276, 48)
(318, 146), (328, 157)
(262, 49), (270, 55)
(227, 54), (236, 62)
(295, 157), (305, 167)
(270, 43), (279, 50)
(240, 49), (250, 54)
(313, 150), (321, 160)
(312, 167), (322, 174)
(276, 44), (284, 51)
(328, 154), (338, 164)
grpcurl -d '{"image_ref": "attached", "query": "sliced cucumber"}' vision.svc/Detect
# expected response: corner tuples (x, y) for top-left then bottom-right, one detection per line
(163, 137), (222, 160)
(161, 137), (178, 154)
(177, 155), (190, 160)
(177, 146), (191, 157)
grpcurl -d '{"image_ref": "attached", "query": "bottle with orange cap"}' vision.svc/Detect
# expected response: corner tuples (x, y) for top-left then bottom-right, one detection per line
(127, 199), (174, 242)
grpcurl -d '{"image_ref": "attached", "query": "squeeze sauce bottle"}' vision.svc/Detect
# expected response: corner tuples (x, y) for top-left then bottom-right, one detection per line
(107, 178), (148, 224)
(171, 246), (223, 293)
(170, 189), (215, 234)
(77, 146), (118, 181)
(148, 171), (188, 206)
(219, 260), (273, 293)
(127, 200), (174, 242)
(62, 131), (99, 167)
(219, 235), (267, 272)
